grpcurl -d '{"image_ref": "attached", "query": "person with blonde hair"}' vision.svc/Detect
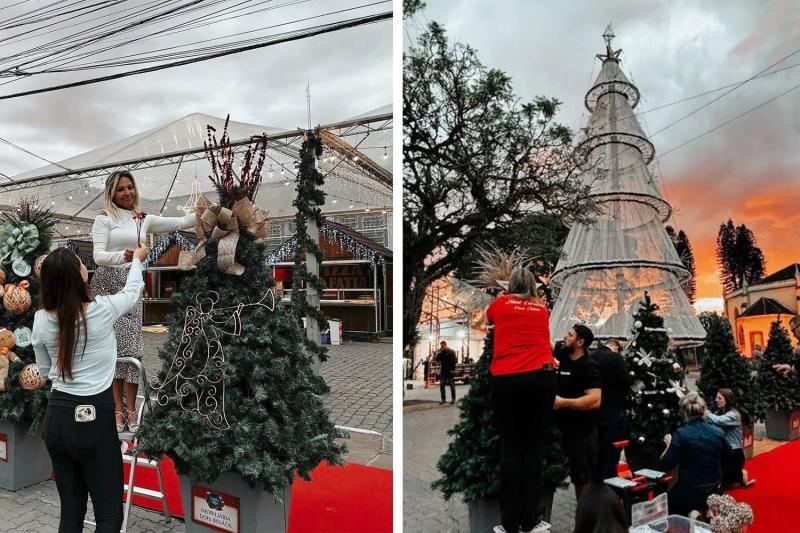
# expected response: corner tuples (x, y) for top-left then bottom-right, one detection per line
(484, 266), (556, 533)
(660, 392), (730, 517)
(91, 170), (195, 432)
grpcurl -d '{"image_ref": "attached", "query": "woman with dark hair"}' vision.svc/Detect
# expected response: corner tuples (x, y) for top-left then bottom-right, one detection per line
(707, 388), (755, 488)
(32, 244), (148, 532)
(91, 170), (194, 432)
(484, 267), (556, 533)
(661, 392), (730, 517)
(574, 483), (628, 533)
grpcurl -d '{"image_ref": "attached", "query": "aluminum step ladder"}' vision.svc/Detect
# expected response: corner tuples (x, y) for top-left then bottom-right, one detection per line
(83, 357), (171, 532)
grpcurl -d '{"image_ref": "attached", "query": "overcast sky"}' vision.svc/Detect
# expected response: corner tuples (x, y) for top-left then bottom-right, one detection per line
(410, 0), (800, 305)
(0, 0), (392, 175)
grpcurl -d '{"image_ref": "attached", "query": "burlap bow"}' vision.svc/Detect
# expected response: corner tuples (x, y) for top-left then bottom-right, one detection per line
(0, 223), (39, 268)
(178, 195), (269, 275)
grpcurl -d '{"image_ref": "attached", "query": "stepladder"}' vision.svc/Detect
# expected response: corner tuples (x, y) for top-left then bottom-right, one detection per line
(82, 356), (171, 532)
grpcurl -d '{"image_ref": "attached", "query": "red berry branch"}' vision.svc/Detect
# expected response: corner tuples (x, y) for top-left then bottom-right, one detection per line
(204, 115), (268, 207)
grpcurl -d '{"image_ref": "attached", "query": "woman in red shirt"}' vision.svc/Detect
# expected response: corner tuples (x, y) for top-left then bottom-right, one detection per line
(485, 267), (556, 533)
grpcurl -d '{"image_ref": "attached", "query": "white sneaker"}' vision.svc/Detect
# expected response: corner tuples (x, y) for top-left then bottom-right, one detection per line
(521, 521), (551, 533)
(493, 526), (507, 533)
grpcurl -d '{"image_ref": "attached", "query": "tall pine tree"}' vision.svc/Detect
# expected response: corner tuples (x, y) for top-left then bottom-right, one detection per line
(0, 200), (56, 434)
(666, 225), (697, 304)
(137, 120), (346, 496)
(696, 312), (757, 425)
(755, 320), (800, 413)
(716, 220), (766, 294)
(625, 292), (686, 464)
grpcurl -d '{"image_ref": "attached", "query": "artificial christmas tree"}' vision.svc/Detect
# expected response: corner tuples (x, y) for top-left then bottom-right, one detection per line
(549, 26), (705, 345)
(755, 320), (800, 441)
(624, 292), (687, 469)
(434, 331), (568, 532)
(697, 312), (757, 456)
(137, 119), (346, 531)
(0, 199), (56, 490)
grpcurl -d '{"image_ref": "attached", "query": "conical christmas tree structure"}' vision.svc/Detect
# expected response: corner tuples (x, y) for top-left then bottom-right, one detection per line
(549, 26), (706, 344)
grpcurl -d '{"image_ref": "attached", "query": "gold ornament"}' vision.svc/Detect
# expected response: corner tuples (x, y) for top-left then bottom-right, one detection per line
(34, 255), (47, 278)
(0, 328), (14, 349)
(4, 281), (31, 315)
(0, 268), (5, 286)
(19, 363), (45, 390)
(0, 348), (20, 393)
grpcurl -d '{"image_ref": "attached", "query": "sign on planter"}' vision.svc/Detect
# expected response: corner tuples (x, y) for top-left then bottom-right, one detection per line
(191, 486), (240, 533)
(0, 433), (6, 462)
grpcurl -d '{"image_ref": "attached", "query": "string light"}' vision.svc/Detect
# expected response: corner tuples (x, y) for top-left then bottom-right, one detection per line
(266, 225), (386, 269)
(142, 232), (195, 269)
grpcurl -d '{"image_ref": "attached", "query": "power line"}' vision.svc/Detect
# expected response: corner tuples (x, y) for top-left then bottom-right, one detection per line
(0, 11), (392, 101)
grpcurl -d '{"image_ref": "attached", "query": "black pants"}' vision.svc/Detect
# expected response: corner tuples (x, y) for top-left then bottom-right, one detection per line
(491, 369), (556, 533)
(561, 425), (599, 487)
(721, 448), (746, 486)
(440, 369), (455, 402)
(43, 387), (123, 533)
(598, 408), (627, 480)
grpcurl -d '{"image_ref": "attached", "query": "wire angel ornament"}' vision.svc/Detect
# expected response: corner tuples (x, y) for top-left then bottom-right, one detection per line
(151, 289), (276, 430)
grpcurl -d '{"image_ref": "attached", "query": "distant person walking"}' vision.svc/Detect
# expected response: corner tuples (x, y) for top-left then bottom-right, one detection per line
(707, 388), (755, 488)
(435, 341), (457, 404)
(592, 339), (630, 480)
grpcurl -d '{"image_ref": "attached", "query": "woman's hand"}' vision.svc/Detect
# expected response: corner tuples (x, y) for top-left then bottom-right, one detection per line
(123, 248), (134, 262)
(133, 242), (149, 262)
(663, 434), (672, 447)
(773, 363), (796, 376)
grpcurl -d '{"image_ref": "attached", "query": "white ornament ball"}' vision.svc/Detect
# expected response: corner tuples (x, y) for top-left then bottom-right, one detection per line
(638, 436), (645, 443)
(662, 409), (670, 416)
(634, 320), (643, 329)
(629, 371), (635, 376)
(647, 403), (653, 409)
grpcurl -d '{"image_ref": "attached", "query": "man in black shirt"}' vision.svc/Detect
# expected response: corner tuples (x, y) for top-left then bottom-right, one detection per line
(554, 324), (601, 499)
(435, 341), (458, 404)
(592, 339), (631, 480)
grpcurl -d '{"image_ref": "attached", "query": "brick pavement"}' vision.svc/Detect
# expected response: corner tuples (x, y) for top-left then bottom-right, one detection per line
(0, 338), (392, 531)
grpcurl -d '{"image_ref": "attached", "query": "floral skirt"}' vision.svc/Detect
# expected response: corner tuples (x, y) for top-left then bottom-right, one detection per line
(89, 265), (144, 385)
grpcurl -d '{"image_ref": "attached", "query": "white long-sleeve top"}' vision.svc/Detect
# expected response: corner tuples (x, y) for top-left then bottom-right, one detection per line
(92, 209), (195, 267)
(32, 259), (145, 396)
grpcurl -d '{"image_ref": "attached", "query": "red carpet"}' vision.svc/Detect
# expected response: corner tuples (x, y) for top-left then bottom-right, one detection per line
(728, 439), (800, 532)
(124, 453), (392, 532)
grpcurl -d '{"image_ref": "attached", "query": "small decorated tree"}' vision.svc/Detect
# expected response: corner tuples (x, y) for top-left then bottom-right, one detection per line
(137, 118), (346, 509)
(697, 312), (757, 425)
(755, 320), (800, 439)
(0, 199), (56, 434)
(625, 292), (686, 467)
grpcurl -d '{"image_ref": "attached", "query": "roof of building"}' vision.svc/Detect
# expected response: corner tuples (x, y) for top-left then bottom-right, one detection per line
(758, 264), (800, 285)
(740, 297), (796, 318)
(325, 220), (392, 258)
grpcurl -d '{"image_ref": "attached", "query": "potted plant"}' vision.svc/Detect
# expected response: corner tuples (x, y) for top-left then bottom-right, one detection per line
(755, 320), (800, 441)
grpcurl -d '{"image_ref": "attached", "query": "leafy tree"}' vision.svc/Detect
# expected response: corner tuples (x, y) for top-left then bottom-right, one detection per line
(434, 331), (568, 503)
(403, 22), (595, 356)
(696, 312), (757, 425)
(716, 219), (766, 294)
(625, 292), (685, 465)
(755, 320), (800, 413)
(666, 225), (697, 304)
(403, 0), (425, 18)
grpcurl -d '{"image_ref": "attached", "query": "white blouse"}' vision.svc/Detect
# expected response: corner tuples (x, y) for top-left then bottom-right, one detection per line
(32, 259), (145, 396)
(92, 209), (195, 267)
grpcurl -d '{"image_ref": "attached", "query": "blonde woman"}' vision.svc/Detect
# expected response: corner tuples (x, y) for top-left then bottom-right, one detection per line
(91, 170), (195, 432)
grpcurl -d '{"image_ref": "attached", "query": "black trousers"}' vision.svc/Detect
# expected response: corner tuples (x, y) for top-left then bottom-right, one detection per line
(491, 369), (556, 533)
(721, 448), (746, 486)
(43, 386), (123, 533)
(598, 408), (628, 480)
(440, 369), (456, 402)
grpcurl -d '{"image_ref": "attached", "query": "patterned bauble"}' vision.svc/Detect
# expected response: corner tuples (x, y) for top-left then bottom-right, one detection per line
(19, 363), (45, 390)
(34, 255), (47, 278)
(3, 281), (31, 315)
(0, 328), (14, 349)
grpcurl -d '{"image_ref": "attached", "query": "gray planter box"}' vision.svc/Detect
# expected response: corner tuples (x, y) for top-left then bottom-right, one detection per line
(0, 420), (52, 491)
(468, 498), (500, 533)
(764, 409), (800, 441)
(742, 424), (754, 460)
(180, 472), (291, 533)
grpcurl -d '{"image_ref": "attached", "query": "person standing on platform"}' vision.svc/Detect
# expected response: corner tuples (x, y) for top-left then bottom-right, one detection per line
(485, 268), (556, 533)
(91, 170), (195, 433)
(554, 324), (602, 498)
(435, 340), (457, 404)
(33, 244), (149, 532)
(592, 339), (630, 480)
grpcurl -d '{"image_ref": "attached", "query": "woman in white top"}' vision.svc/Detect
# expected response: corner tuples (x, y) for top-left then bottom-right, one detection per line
(33, 244), (149, 533)
(91, 170), (194, 432)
